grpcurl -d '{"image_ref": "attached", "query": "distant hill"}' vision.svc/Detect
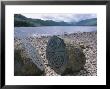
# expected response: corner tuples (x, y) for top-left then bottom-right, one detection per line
(14, 14), (97, 27)
(14, 14), (35, 27)
(75, 18), (97, 26)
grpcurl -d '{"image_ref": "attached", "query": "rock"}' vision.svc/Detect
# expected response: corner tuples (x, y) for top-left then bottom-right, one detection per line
(14, 49), (44, 76)
(14, 39), (45, 76)
(60, 37), (86, 75)
(46, 36), (68, 74)
(63, 43), (86, 75)
(79, 43), (85, 49)
(46, 36), (86, 75)
(21, 39), (44, 71)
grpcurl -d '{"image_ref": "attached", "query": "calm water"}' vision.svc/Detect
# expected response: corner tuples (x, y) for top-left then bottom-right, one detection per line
(14, 26), (97, 38)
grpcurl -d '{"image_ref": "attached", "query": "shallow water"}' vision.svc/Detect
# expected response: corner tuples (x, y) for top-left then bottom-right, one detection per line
(14, 26), (97, 38)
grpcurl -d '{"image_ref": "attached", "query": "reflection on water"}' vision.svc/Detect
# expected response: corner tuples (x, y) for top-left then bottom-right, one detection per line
(14, 26), (97, 38)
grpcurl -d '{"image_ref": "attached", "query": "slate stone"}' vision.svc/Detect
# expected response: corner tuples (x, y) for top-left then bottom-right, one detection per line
(46, 36), (68, 74)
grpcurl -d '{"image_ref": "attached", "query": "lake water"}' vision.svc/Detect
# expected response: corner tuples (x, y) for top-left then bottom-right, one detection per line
(14, 26), (97, 38)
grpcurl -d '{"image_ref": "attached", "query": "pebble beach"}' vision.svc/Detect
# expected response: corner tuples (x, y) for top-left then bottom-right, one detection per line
(14, 31), (97, 76)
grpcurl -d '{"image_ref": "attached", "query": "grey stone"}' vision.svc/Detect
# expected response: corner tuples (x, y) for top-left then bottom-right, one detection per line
(63, 43), (86, 75)
(46, 36), (68, 74)
(46, 36), (86, 75)
(14, 49), (44, 76)
(21, 39), (45, 71)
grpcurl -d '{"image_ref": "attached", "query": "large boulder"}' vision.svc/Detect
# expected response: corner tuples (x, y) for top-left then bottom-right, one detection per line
(46, 36), (86, 75)
(14, 49), (44, 76)
(46, 36), (68, 74)
(14, 39), (45, 76)
(62, 43), (86, 75)
(21, 39), (44, 71)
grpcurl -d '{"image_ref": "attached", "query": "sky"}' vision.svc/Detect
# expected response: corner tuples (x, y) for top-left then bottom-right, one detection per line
(21, 13), (97, 22)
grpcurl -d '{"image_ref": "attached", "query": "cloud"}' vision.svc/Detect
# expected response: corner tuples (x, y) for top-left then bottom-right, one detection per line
(21, 13), (97, 22)
(71, 14), (97, 22)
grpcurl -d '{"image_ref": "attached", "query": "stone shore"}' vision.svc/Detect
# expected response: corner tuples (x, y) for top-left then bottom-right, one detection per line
(14, 31), (97, 76)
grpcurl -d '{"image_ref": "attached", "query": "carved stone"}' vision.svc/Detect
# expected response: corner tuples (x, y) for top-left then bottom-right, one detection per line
(46, 36), (68, 74)
(46, 36), (86, 75)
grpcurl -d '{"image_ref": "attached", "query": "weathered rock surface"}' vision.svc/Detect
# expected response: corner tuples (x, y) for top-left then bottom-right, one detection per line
(14, 49), (44, 76)
(14, 39), (45, 76)
(46, 36), (86, 75)
(63, 43), (86, 75)
(46, 36), (68, 74)
(21, 39), (44, 71)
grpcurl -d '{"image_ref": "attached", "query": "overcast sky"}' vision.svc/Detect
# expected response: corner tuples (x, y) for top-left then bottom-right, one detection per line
(21, 13), (97, 22)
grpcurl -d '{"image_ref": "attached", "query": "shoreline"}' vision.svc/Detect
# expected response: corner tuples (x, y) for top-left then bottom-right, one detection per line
(14, 31), (97, 76)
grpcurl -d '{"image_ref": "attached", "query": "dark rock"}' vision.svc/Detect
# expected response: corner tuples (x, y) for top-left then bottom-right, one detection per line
(63, 43), (86, 75)
(14, 49), (44, 76)
(46, 36), (86, 75)
(46, 36), (68, 74)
